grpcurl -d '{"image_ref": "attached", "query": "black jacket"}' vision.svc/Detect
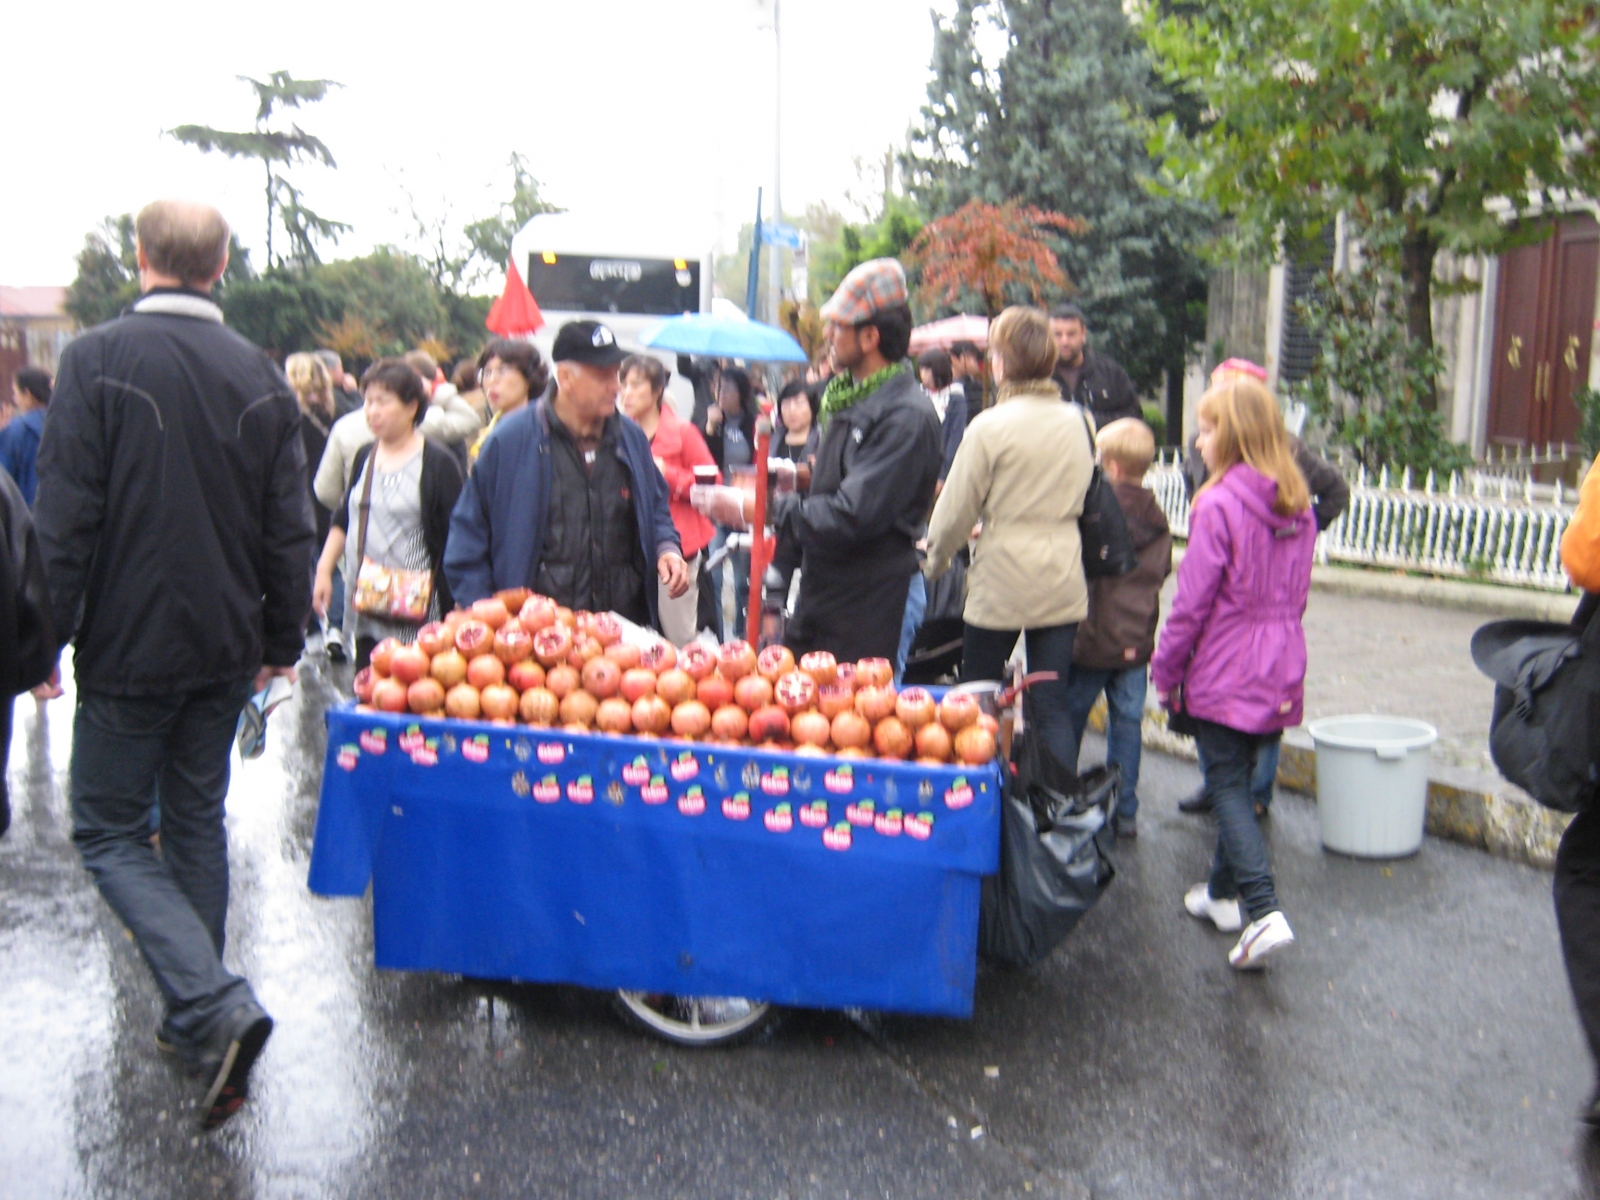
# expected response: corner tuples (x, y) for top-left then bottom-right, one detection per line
(34, 289), (315, 695)
(1183, 434), (1350, 531)
(1054, 349), (1143, 430)
(0, 468), (54, 698)
(677, 354), (758, 475)
(335, 438), (464, 617)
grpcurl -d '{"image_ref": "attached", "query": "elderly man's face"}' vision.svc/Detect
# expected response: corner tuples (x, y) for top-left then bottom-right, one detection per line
(559, 361), (621, 423)
(1050, 318), (1087, 367)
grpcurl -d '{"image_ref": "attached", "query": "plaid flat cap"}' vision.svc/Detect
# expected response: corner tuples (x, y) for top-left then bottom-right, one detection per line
(820, 258), (909, 324)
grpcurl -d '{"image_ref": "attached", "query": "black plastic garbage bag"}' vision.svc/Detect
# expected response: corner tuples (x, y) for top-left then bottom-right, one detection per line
(978, 724), (1118, 969)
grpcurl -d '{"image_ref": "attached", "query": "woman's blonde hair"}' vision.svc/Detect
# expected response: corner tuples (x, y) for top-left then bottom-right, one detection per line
(1196, 379), (1310, 516)
(285, 352), (334, 418)
(988, 306), (1058, 383)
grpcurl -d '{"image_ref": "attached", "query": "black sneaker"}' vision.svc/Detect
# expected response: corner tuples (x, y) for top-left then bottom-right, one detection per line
(199, 1005), (273, 1131)
(1177, 786), (1212, 814)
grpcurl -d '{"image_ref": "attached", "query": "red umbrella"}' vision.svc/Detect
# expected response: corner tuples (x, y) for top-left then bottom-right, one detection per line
(485, 259), (545, 337)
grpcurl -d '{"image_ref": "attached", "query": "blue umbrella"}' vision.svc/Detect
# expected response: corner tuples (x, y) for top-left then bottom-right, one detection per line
(639, 313), (808, 363)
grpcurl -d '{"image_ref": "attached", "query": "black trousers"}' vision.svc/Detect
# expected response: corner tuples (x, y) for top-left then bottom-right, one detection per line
(1556, 807), (1600, 1075)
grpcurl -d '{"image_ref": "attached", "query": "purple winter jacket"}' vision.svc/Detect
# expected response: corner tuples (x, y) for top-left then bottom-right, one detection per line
(1150, 463), (1316, 734)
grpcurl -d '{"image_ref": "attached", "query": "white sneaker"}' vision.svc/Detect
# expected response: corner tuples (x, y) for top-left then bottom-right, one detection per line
(1228, 911), (1295, 970)
(1183, 883), (1243, 933)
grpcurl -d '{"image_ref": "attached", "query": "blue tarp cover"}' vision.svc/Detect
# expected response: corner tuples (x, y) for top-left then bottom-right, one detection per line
(309, 704), (1002, 1017)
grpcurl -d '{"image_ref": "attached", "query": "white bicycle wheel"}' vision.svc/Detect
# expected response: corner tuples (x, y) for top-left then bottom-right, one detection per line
(612, 990), (777, 1047)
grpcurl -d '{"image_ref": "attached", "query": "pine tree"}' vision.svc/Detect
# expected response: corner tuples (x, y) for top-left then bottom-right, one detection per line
(905, 0), (1212, 403)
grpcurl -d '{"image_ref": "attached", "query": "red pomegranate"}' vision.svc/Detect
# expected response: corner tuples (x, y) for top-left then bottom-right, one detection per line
(370, 638), (401, 677)
(696, 673), (733, 711)
(817, 683), (854, 719)
(352, 667), (376, 704)
(716, 639), (757, 680)
(481, 684), (519, 721)
(519, 687), (559, 726)
(372, 677), (409, 713)
(656, 668), (696, 707)
(873, 715), (913, 760)
(833, 661), (858, 692)
(670, 699), (712, 738)
(519, 595), (557, 632)
(445, 682), (481, 720)
(559, 689), (598, 728)
(554, 606), (577, 629)
(430, 648), (468, 688)
(747, 704), (790, 743)
(417, 622), (453, 657)
(854, 684), (898, 723)
(545, 663), (581, 699)
(757, 644), (796, 682)
(895, 687), (937, 730)
(774, 670), (818, 715)
(531, 623), (574, 668)
(494, 587), (531, 615)
(595, 697), (634, 734)
(581, 656), (622, 699)
(733, 673), (773, 713)
(799, 651), (837, 685)
(407, 677), (445, 714)
(830, 709), (871, 750)
(638, 640), (677, 674)
(855, 658), (893, 688)
(454, 620), (495, 659)
(835, 746), (867, 759)
(954, 724), (998, 764)
(466, 654), (505, 690)
(939, 691), (981, 732)
(389, 645), (430, 686)
(507, 660), (546, 693)
(631, 694), (672, 735)
(678, 642), (717, 681)
(791, 710), (832, 748)
(568, 634), (603, 670)
(494, 624), (534, 664)
(470, 598), (510, 630)
(609, 641), (642, 671)
(977, 713), (1001, 736)
(441, 609), (467, 634)
(915, 722), (953, 762)
(590, 611), (624, 646)
(619, 667), (656, 703)
(711, 704), (748, 741)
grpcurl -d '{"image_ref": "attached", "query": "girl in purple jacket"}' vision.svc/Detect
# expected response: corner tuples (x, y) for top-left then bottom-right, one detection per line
(1152, 379), (1315, 970)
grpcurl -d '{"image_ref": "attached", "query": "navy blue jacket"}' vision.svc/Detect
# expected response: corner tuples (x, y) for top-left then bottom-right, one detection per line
(0, 408), (45, 505)
(444, 398), (681, 629)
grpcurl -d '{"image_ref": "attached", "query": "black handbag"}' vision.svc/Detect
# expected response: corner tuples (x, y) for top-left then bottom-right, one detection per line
(1165, 685), (1202, 738)
(1076, 410), (1138, 579)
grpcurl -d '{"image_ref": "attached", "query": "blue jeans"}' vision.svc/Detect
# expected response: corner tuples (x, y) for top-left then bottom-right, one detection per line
(894, 573), (927, 687)
(962, 622), (1078, 778)
(1196, 735), (1280, 811)
(70, 679), (261, 1059)
(1064, 665), (1146, 820)
(1194, 720), (1282, 922)
(708, 528), (749, 642)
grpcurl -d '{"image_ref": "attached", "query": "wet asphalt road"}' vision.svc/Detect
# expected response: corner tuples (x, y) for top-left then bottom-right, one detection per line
(5, 652), (1600, 1199)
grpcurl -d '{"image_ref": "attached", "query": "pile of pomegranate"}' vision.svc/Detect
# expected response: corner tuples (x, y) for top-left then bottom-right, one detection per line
(351, 589), (999, 766)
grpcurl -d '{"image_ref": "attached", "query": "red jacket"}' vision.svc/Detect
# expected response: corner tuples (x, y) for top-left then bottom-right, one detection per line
(651, 405), (718, 558)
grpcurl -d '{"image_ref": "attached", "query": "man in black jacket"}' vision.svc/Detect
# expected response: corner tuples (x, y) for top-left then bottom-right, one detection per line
(33, 200), (314, 1131)
(1049, 304), (1144, 429)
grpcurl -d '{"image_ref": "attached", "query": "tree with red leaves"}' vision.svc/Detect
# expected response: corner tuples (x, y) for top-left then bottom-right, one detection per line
(906, 200), (1086, 322)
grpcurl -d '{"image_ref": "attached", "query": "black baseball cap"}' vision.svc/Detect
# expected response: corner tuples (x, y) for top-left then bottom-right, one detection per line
(551, 320), (629, 367)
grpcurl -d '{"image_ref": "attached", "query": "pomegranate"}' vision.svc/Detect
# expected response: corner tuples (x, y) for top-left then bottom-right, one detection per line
(466, 654), (506, 690)
(747, 704), (790, 743)
(369, 638), (400, 677)
(835, 746), (867, 759)
(830, 709), (872, 751)
(799, 651), (837, 685)
(631, 694), (672, 735)
(494, 623), (534, 664)
(554, 606), (576, 629)
(407, 677), (445, 714)
(352, 667), (376, 704)
(896, 687), (937, 730)
(545, 664), (581, 699)
(638, 640), (677, 674)
(417, 622), (453, 657)
(590, 611), (624, 647)
(795, 743), (827, 757)
(716, 639), (757, 680)
(429, 648), (468, 688)
(977, 713), (1001, 736)
(678, 642), (717, 681)
(873, 715), (913, 760)
(670, 700), (712, 738)
(595, 697), (634, 734)
(854, 684), (898, 722)
(441, 609), (467, 634)
(445, 682), (481, 720)
(494, 587), (531, 614)
(454, 619), (495, 659)
(817, 683), (854, 719)
(568, 634), (603, 670)
(696, 673), (733, 711)
(757, 644), (795, 682)
(833, 661), (858, 692)
(620, 668), (658, 702)
(711, 704), (748, 741)
(559, 689), (598, 728)
(480, 684), (519, 721)
(372, 678), (408, 712)
(855, 658), (893, 688)
(507, 660), (546, 692)
(733, 673), (773, 713)
(939, 691), (981, 732)
(656, 668), (696, 707)
(791, 710), (832, 748)
(531, 623), (573, 667)
(774, 670), (818, 715)
(519, 687), (558, 726)
(609, 641), (642, 671)
(470, 597), (510, 630)
(954, 724), (998, 765)
(519, 595), (557, 632)
(915, 722), (953, 762)
(388, 645), (429, 685)
(581, 656), (622, 699)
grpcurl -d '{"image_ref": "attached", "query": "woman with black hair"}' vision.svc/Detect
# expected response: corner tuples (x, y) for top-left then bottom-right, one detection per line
(0, 367), (52, 506)
(774, 379), (819, 467)
(469, 338), (550, 468)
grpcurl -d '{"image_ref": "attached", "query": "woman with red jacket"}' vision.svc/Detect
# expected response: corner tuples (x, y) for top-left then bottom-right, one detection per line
(621, 355), (718, 645)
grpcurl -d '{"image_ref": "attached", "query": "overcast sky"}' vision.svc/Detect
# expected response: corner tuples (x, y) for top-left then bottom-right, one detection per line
(0, 0), (948, 286)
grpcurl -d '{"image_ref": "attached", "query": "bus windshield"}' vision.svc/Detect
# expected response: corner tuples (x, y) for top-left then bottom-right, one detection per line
(525, 251), (700, 317)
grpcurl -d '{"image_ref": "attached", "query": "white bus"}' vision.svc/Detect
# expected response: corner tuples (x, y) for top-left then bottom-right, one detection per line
(509, 211), (715, 418)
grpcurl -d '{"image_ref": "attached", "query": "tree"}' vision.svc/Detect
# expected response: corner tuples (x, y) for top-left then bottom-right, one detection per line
(169, 72), (349, 268)
(64, 215), (138, 328)
(462, 153), (562, 281)
(906, 199), (1085, 319)
(1140, 0), (1600, 406)
(904, 0), (1214, 395)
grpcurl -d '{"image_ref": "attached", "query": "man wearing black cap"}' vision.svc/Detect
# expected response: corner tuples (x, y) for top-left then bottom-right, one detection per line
(445, 320), (689, 628)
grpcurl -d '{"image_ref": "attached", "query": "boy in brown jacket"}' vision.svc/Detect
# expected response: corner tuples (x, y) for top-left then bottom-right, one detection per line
(1063, 419), (1172, 837)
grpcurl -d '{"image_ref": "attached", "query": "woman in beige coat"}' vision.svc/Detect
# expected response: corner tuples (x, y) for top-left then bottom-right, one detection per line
(924, 305), (1095, 773)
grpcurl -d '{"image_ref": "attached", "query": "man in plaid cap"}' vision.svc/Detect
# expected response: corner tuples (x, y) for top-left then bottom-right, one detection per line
(693, 258), (942, 661)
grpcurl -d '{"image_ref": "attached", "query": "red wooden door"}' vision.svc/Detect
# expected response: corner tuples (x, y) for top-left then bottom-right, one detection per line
(1549, 218), (1599, 445)
(1488, 240), (1548, 448)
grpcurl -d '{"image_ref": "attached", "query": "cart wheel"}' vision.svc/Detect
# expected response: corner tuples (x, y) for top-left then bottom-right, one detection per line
(612, 990), (778, 1047)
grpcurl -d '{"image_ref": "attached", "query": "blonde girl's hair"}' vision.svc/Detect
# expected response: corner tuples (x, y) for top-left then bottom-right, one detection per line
(285, 352), (334, 418)
(988, 305), (1058, 383)
(1195, 379), (1310, 517)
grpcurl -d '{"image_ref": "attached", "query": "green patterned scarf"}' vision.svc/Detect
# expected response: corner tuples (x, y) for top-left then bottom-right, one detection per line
(818, 361), (908, 431)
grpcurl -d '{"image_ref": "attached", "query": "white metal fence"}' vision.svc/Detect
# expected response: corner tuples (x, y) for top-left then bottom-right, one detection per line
(1147, 454), (1577, 592)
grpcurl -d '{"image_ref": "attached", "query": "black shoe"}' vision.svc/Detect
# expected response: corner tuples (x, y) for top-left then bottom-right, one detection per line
(1177, 786), (1212, 814)
(199, 1004), (273, 1131)
(327, 638), (348, 664)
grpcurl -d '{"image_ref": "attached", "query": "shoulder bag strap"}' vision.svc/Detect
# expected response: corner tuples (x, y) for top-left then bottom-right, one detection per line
(354, 450), (375, 566)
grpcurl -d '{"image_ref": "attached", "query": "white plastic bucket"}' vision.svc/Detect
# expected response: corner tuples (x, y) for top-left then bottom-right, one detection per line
(1305, 715), (1438, 858)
